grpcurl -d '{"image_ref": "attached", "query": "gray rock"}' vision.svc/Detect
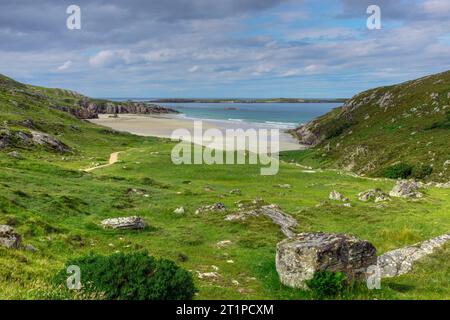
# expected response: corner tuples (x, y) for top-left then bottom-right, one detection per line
(389, 180), (423, 198)
(229, 189), (242, 195)
(7, 151), (21, 158)
(25, 244), (39, 252)
(101, 216), (147, 230)
(0, 225), (22, 249)
(30, 130), (71, 153)
(358, 189), (390, 202)
(378, 234), (450, 278)
(276, 232), (377, 289)
(226, 199), (297, 238)
(196, 203), (226, 214)
(329, 190), (349, 202)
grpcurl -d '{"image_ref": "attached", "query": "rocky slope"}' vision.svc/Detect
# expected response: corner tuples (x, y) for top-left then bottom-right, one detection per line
(292, 70), (450, 181)
(0, 73), (170, 153)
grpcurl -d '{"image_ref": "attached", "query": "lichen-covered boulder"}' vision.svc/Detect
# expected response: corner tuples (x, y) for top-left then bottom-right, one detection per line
(389, 180), (423, 198)
(0, 225), (22, 249)
(101, 216), (147, 230)
(276, 232), (377, 289)
(358, 189), (390, 202)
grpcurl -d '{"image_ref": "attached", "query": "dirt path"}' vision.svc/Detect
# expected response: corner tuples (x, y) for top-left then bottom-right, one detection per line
(84, 152), (121, 172)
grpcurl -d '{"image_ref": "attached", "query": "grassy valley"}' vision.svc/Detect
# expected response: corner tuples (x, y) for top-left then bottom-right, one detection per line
(0, 73), (449, 300)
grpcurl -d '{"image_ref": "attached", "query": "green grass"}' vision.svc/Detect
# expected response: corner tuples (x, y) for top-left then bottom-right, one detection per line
(0, 140), (449, 299)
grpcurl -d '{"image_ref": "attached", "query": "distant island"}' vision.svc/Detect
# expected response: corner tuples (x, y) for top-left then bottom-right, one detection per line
(147, 98), (348, 104)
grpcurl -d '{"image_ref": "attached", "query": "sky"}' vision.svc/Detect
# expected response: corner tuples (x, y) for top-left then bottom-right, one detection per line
(0, 0), (449, 98)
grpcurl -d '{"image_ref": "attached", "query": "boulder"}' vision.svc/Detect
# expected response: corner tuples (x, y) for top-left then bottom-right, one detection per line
(358, 189), (390, 202)
(0, 225), (22, 249)
(329, 190), (349, 202)
(389, 180), (423, 198)
(276, 232), (377, 289)
(101, 216), (146, 230)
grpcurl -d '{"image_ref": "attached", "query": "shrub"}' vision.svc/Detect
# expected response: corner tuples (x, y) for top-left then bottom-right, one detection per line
(383, 163), (413, 179)
(411, 164), (433, 179)
(54, 251), (196, 300)
(305, 271), (347, 299)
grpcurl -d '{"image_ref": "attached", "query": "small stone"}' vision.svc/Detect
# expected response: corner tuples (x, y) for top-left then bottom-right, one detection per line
(0, 225), (21, 249)
(174, 207), (185, 214)
(329, 190), (349, 202)
(24, 244), (38, 252)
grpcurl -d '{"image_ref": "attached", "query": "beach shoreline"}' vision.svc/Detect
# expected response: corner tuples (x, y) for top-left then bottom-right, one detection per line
(89, 114), (306, 152)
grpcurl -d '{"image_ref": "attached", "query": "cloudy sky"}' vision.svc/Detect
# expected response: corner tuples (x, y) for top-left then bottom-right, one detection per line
(1, 0), (449, 98)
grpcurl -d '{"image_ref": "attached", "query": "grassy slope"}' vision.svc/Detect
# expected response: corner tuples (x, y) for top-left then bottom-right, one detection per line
(290, 71), (450, 181)
(0, 74), (449, 299)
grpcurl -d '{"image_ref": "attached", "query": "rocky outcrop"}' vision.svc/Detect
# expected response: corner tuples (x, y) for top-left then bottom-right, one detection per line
(358, 189), (390, 202)
(293, 123), (323, 146)
(101, 216), (147, 230)
(30, 130), (71, 153)
(0, 225), (22, 249)
(52, 100), (179, 120)
(276, 232), (377, 289)
(225, 199), (297, 238)
(389, 180), (423, 198)
(378, 234), (450, 278)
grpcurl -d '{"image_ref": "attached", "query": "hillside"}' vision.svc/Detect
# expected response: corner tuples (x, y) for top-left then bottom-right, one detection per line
(0, 74), (176, 155)
(291, 71), (450, 181)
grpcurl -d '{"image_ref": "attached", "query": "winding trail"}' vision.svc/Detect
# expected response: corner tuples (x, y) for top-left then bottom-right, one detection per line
(84, 151), (121, 172)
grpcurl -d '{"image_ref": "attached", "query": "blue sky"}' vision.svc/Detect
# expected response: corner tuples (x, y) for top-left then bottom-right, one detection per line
(0, 0), (449, 98)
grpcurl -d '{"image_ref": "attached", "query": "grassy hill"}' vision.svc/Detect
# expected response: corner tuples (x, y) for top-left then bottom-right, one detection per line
(289, 71), (450, 181)
(0, 74), (449, 300)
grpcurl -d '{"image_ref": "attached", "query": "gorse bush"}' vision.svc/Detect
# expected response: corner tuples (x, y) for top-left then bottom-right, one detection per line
(383, 163), (413, 179)
(305, 271), (347, 299)
(54, 251), (196, 300)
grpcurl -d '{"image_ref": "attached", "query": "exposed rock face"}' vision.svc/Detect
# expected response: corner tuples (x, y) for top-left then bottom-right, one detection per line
(52, 100), (179, 120)
(294, 123), (323, 146)
(358, 189), (390, 202)
(30, 130), (71, 153)
(276, 232), (377, 289)
(225, 199), (297, 238)
(101, 216), (147, 230)
(0, 225), (22, 249)
(329, 190), (349, 202)
(389, 180), (423, 198)
(378, 234), (450, 278)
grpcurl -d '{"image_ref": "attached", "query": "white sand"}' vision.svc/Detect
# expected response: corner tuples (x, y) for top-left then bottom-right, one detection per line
(89, 114), (305, 152)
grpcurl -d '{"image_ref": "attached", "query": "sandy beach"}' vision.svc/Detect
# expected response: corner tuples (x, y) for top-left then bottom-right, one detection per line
(89, 114), (305, 152)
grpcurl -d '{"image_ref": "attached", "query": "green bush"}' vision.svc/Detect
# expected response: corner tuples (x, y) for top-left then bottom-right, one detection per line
(305, 271), (347, 299)
(412, 164), (433, 179)
(54, 251), (196, 300)
(383, 163), (413, 179)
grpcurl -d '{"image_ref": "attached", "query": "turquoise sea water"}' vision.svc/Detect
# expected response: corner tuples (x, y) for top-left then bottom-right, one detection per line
(159, 102), (341, 129)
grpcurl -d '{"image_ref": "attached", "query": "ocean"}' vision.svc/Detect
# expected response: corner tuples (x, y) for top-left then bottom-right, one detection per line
(156, 102), (341, 129)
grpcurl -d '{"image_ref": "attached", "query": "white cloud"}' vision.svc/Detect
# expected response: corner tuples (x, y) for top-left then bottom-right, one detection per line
(188, 65), (199, 72)
(57, 60), (72, 71)
(89, 50), (132, 68)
